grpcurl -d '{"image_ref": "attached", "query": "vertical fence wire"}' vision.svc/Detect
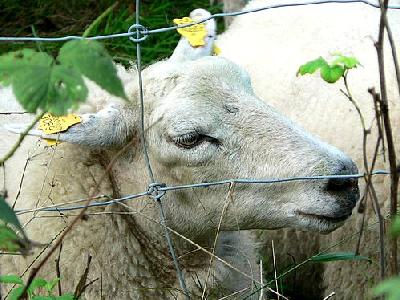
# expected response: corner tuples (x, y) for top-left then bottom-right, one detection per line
(134, 0), (189, 298)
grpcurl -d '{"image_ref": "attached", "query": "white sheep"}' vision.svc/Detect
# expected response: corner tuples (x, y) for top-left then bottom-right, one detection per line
(0, 9), (360, 299)
(218, 0), (400, 298)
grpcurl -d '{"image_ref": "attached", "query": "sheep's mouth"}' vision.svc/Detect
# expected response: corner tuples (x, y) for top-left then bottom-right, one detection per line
(296, 211), (351, 223)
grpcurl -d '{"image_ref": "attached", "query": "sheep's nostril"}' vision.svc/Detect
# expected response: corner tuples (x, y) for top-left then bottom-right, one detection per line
(326, 159), (360, 206)
(327, 177), (358, 193)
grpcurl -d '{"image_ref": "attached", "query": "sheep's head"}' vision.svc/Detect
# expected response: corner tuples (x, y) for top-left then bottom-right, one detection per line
(5, 10), (359, 237)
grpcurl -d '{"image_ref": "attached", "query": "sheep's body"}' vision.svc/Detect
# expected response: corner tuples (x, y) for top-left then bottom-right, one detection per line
(218, 0), (400, 298)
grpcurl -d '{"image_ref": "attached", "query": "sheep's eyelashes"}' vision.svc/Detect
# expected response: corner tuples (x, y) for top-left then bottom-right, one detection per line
(174, 132), (201, 148)
(172, 133), (218, 149)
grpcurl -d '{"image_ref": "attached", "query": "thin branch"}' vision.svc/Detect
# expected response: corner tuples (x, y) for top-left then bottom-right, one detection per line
(375, 0), (399, 273)
(0, 113), (44, 166)
(202, 183), (235, 299)
(271, 240), (280, 300)
(383, 14), (400, 99)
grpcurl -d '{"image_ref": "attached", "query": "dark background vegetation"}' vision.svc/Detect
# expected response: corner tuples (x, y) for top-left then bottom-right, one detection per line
(0, 0), (224, 65)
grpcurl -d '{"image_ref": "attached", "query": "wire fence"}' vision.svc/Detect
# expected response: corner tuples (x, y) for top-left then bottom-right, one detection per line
(1, 0), (399, 298)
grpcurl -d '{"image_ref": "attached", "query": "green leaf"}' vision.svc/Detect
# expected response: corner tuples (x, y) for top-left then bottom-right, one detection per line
(0, 49), (52, 86)
(373, 276), (400, 300)
(0, 274), (23, 285)
(44, 278), (60, 293)
(311, 252), (371, 262)
(297, 57), (328, 76)
(0, 196), (24, 235)
(391, 216), (400, 237)
(0, 49), (88, 115)
(28, 278), (49, 295)
(9, 286), (24, 300)
(0, 225), (21, 252)
(58, 40), (127, 100)
(332, 54), (361, 69)
(320, 64), (345, 83)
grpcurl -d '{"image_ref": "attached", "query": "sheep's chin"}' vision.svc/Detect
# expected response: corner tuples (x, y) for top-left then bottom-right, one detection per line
(294, 212), (349, 233)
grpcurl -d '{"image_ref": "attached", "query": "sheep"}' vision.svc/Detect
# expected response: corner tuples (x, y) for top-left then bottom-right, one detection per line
(217, 0), (400, 298)
(0, 9), (360, 299)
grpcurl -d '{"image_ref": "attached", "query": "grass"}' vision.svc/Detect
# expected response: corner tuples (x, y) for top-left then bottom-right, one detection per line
(0, 0), (224, 66)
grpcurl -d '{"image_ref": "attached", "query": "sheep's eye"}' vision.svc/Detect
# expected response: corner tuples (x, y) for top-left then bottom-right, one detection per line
(175, 132), (201, 148)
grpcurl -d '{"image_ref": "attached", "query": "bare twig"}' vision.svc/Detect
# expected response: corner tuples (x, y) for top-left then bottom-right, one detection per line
(272, 240), (280, 300)
(383, 14), (400, 98)
(201, 183), (235, 299)
(375, 0), (399, 273)
(55, 243), (63, 296)
(74, 254), (93, 299)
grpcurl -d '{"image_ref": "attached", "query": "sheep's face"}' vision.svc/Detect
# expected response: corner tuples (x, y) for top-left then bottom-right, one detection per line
(145, 57), (359, 235)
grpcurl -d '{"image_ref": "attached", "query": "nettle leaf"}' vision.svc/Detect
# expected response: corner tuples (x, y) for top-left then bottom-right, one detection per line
(58, 40), (127, 100)
(373, 276), (400, 300)
(332, 54), (361, 69)
(297, 57), (327, 76)
(0, 49), (88, 115)
(320, 64), (345, 83)
(0, 274), (24, 285)
(311, 252), (371, 262)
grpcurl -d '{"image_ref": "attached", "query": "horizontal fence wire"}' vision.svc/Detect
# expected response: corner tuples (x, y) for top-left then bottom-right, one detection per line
(0, 0), (399, 43)
(14, 170), (391, 214)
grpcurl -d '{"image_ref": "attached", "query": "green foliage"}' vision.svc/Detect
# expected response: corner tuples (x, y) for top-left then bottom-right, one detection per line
(0, 195), (24, 235)
(1, 274), (74, 300)
(390, 215), (400, 237)
(0, 274), (24, 284)
(372, 216), (400, 300)
(0, 40), (126, 115)
(373, 276), (400, 300)
(297, 54), (360, 83)
(310, 252), (371, 262)
(0, 195), (33, 254)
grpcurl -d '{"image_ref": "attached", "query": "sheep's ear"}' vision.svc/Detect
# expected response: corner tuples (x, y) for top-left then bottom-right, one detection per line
(4, 104), (135, 148)
(169, 8), (216, 62)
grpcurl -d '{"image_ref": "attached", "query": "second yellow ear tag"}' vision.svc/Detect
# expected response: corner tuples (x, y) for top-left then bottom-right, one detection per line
(173, 17), (207, 47)
(39, 113), (81, 146)
(213, 44), (221, 56)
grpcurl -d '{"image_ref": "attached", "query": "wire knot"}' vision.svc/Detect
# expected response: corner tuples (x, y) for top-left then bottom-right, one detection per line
(147, 182), (166, 201)
(128, 24), (149, 43)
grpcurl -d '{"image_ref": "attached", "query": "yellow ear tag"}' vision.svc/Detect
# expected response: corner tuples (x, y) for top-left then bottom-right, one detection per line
(213, 44), (221, 56)
(38, 113), (81, 146)
(173, 17), (207, 47)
